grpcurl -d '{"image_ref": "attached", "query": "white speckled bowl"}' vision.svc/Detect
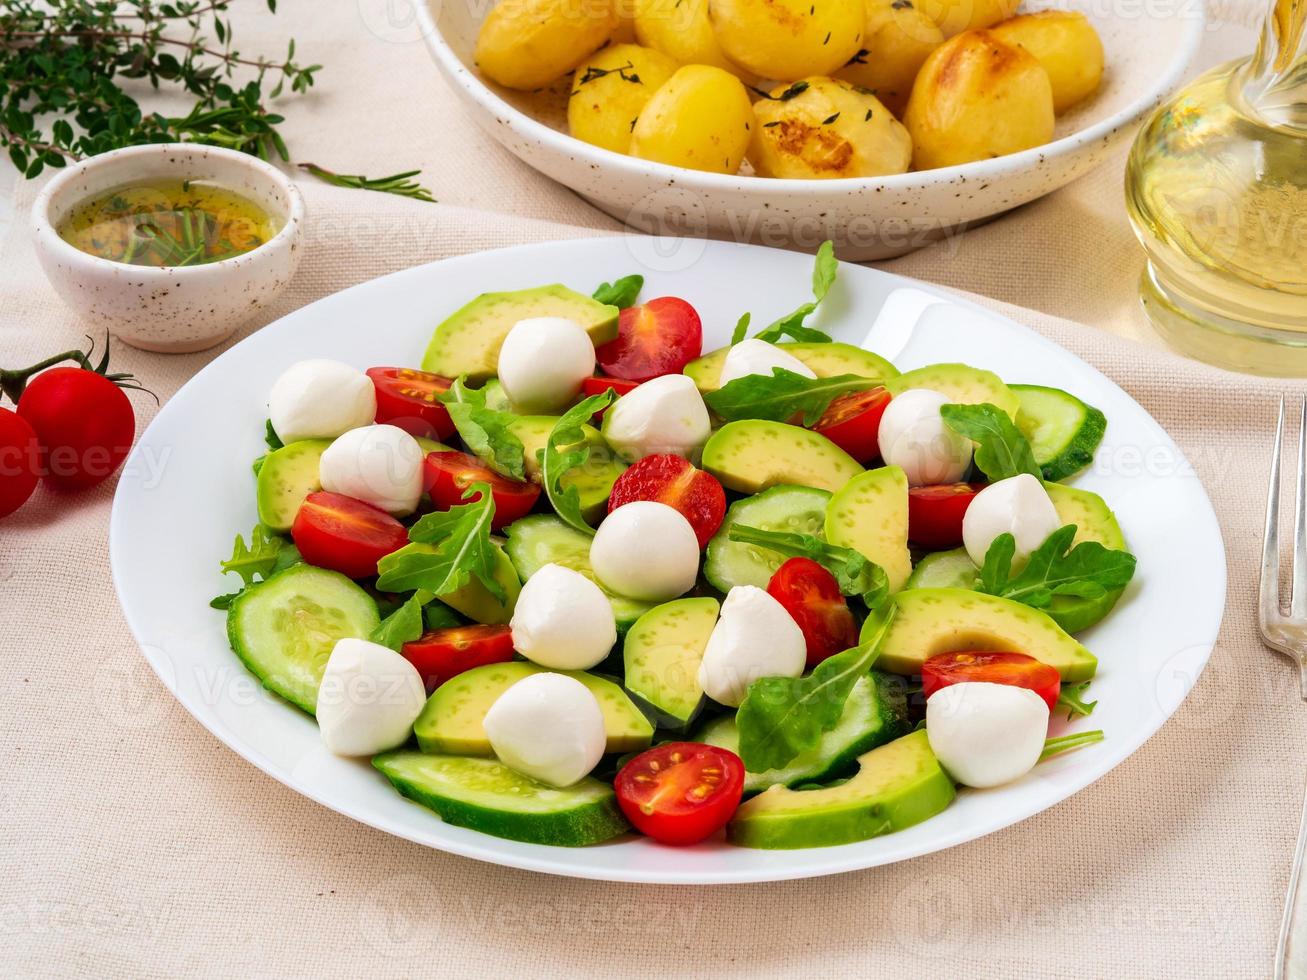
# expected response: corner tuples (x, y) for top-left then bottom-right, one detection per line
(417, 0), (1204, 260)
(32, 144), (305, 353)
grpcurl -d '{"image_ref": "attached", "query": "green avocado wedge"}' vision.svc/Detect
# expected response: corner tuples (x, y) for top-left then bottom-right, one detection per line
(824, 465), (913, 593)
(1043, 482), (1129, 632)
(255, 438), (331, 532)
(623, 597), (718, 731)
(701, 420), (863, 494)
(884, 363), (1020, 420)
(507, 415), (626, 525)
(727, 730), (955, 849)
(684, 341), (899, 394)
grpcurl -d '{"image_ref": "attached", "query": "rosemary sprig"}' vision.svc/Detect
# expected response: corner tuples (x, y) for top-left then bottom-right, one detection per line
(298, 163), (437, 203)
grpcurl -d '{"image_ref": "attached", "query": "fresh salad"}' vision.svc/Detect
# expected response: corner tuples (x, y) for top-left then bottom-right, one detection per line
(213, 243), (1136, 850)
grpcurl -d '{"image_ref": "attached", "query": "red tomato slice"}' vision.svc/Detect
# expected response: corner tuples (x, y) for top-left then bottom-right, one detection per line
(401, 624), (516, 692)
(366, 367), (456, 440)
(614, 742), (745, 845)
(423, 451), (540, 531)
(921, 651), (1061, 712)
(581, 376), (640, 399)
(907, 482), (986, 549)
(0, 407), (41, 518)
(595, 297), (703, 382)
(291, 491), (411, 579)
(16, 367), (134, 491)
(813, 386), (891, 464)
(607, 453), (725, 549)
(766, 557), (859, 667)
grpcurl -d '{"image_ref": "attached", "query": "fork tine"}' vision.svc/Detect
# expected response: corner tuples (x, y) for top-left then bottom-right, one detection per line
(1261, 397), (1286, 632)
(1294, 399), (1307, 620)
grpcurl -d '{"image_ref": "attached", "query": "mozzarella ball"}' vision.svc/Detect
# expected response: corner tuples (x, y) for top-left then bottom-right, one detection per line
(602, 373), (711, 462)
(718, 338), (817, 387)
(269, 359), (376, 444)
(510, 563), (617, 670)
(497, 316), (596, 413)
(877, 388), (973, 486)
(962, 473), (1062, 567)
(483, 672), (607, 787)
(318, 424), (424, 516)
(697, 585), (805, 707)
(925, 681), (1050, 788)
(316, 638), (426, 756)
(590, 501), (700, 602)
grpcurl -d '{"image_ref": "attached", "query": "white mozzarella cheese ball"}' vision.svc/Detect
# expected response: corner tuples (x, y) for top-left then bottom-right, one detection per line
(602, 374), (711, 462)
(497, 316), (596, 413)
(510, 563), (617, 670)
(483, 672), (607, 787)
(962, 473), (1062, 567)
(316, 638), (426, 756)
(718, 339), (817, 387)
(590, 501), (700, 602)
(697, 585), (806, 707)
(318, 423), (424, 516)
(269, 359), (376, 444)
(877, 388), (973, 486)
(926, 681), (1050, 788)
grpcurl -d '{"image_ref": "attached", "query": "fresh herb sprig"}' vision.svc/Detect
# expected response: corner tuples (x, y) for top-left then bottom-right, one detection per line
(752, 240), (838, 344)
(726, 525), (888, 611)
(439, 378), (527, 480)
(977, 525), (1137, 610)
(1056, 681), (1097, 720)
(939, 403), (1041, 481)
(539, 390), (616, 535)
(298, 164), (436, 203)
(370, 596), (426, 653)
(705, 368), (878, 425)
(211, 524), (301, 608)
(592, 274), (643, 309)
(376, 483), (505, 602)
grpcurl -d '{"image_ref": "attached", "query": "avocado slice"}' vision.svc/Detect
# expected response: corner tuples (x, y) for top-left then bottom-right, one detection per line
(414, 661), (654, 755)
(702, 420), (863, 494)
(884, 363), (1020, 419)
(1044, 482), (1128, 632)
(825, 465), (913, 593)
(507, 415), (626, 524)
(863, 587), (1097, 682)
(623, 597), (718, 730)
(727, 730), (955, 849)
(684, 341), (899, 394)
(255, 438), (332, 532)
(381, 541), (521, 625)
(422, 284), (619, 381)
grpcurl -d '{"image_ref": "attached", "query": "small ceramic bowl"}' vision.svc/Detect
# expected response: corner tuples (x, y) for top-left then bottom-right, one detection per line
(32, 144), (305, 353)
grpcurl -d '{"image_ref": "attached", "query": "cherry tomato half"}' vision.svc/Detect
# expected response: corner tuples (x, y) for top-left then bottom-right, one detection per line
(423, 451), (540, 531)
(17, 367), (134, 491)
(813, 386), (891, 464)
(907, 482), (986, 549)
(921, 651), (1061, 712)
(766, 557), (859, 667)
(0, 407), (41, 518)
(291, 491), (411, 579)
(581, 376), (640, 399)
(366, 367), (456, 441)
(607, 453), (725, 549)
(596, 297), (703, 382)
(401, 624), (516, 692)
(614, 742), (745, 845)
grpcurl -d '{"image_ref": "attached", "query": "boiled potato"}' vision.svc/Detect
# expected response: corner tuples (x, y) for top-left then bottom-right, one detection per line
(568, 44), (679, 153)
(837, 0), (945, 116)
(612, 0), (639, 41)
(749, 77), (911, 178)
(476, 0), (617, 90)
(990, 11), (1104, 112)
(916, 0), (1019, 37)
(633, 0), (751, 79)
(708, 0), (864, 81)
(629, 65), (756, 173)
(904, 30), (1052, 170)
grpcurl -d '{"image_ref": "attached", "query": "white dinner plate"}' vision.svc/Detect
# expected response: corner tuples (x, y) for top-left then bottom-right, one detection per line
(109, 237), (1226, 884)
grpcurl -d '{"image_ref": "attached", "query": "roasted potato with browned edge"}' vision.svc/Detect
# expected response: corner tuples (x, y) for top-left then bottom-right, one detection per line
(991, 11), (1104, 112)
(838, 0), (945, 116)
(476, 0), (617, 90)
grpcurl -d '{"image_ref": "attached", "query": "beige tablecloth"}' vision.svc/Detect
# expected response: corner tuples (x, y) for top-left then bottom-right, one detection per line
(1, 3), (1297, 978)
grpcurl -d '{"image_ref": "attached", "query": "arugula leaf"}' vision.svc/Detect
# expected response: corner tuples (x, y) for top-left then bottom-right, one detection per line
(375, 483), (506, 603)
(424, 603), (466, 631)
(264, 419), (283, 450)
(735, 610), (895, 771)
(1040, 729), (1105, 762)
(370, 595), (426, 652)
(705, 368), (878, 425)
(752, 240), (837, 344)
(219, 525), (291, 587)
(938, 403), (1041, 481)
(1056, 680), (1097, 720)
(726, 524), (888, 610)
(540, 390), (616, 535)
(592, 275), (643, 308)
(977, 525), (1136, 609)
(730, 313), (751, 346)
(439, 377), (527, 480)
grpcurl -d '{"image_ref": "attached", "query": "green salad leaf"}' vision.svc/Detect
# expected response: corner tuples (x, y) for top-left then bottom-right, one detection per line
(375, 483), (505, 603)
(939, 403), (1041, 482)
(734, 611), (894, 772)
(370, 595), (426, 652)
(726, 524), (888, 610)
(1040, 729), (1105, 762)
(1056, 680), (1097, 720)
(211, 525), (301, 608)
(439, 377), (527, 480)
(730, 313), (751, 345)
(423, 603), (466, 631)
(978, 525), (1137, 609)
(264, 419), (283, 450)
(752, 240), (837, 344)
(539, 390), (616, 535)
(705, 369), (878, 425)
(592, 275), (643, 309)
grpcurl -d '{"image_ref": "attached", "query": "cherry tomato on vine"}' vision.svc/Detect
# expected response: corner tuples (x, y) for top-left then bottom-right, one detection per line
(614, 742), (745, 845)
(607, 453), (725, 548)
(813, 386), (891, 463)
(366, 367), (455, 440)
(766, 557), (859, 667)
(291, 491), (411, 579)
(596, 297), (702, 381)
(907, 482), (986, 549)
(0, 408), (41, 518)
(921, 651), (1061, 712)
(17, 367), (134, 491)
(423, 451), (540, 530)
(401, 624), (516, 692)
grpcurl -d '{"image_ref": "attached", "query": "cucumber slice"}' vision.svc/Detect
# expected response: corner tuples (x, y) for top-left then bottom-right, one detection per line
(1011, 384), (1106, 482)
(502, 514), (654, 631)
(373, 752), (629, 847)
(905, 548), (978, 590)
(695, 672), (909, 795)
(226, 565), (380, 714)
(703, 485), (831, 592)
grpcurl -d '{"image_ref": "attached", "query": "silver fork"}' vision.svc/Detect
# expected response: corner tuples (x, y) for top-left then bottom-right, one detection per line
(1260, 397), (1307, 979)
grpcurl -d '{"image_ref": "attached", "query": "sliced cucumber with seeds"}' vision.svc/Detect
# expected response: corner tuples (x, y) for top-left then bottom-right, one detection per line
(1011, 384), (1106, 482)
(703, 484), (830, 593)
(226, 564), (380, 714)
(373, 752), (629, 847)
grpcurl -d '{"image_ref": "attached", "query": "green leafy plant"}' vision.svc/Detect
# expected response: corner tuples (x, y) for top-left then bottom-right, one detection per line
(705, 368), (878, 425)
(1056, 680), (1097, 720)
(370, 595), (426, 653)
(977, 525), (1137, 609)
(752, 240), (838, 344)
(1040, 729), (1104, 761)
(211, 523), (300, 607)
(939, 403), (1041, 481)
(439, 377), (527, 480)
(539, 390), (615, 535)
(375, 483), (505, 602)
(725, 525), (888, 611)
(592, 274), (643, 308)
